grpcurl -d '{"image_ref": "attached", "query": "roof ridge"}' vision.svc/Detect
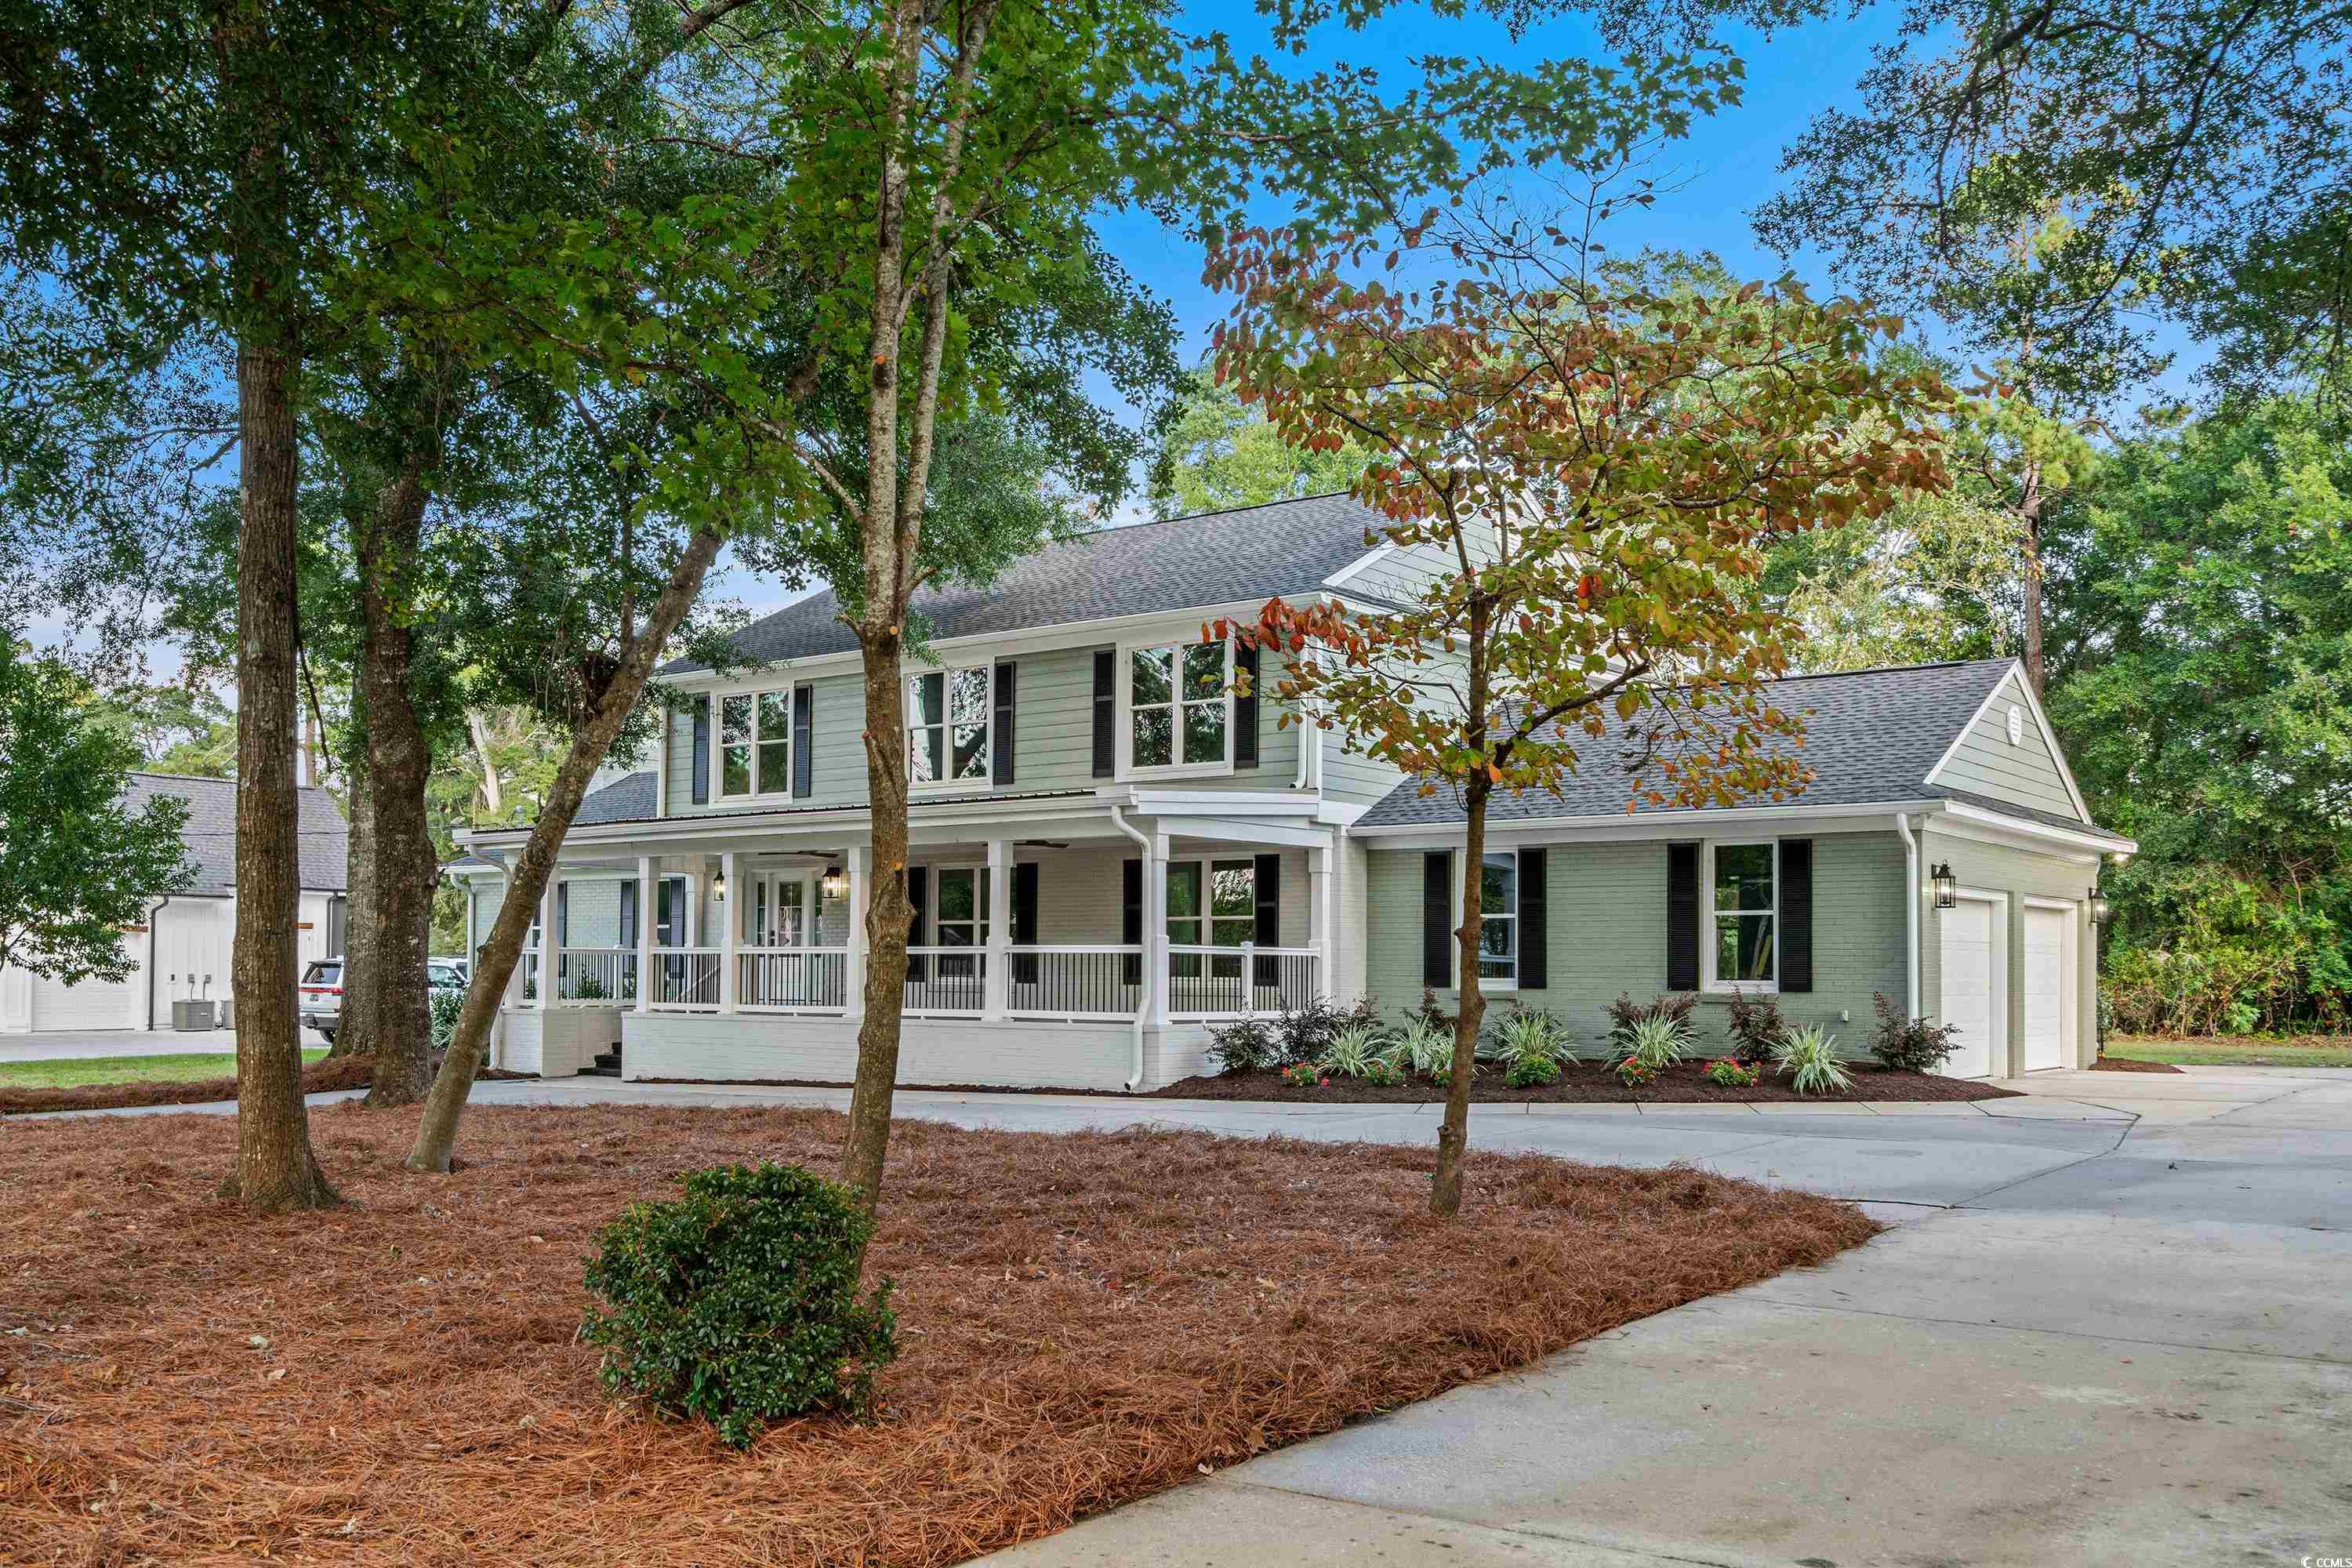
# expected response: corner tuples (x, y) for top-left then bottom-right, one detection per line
(1770, 656), (2013, 684)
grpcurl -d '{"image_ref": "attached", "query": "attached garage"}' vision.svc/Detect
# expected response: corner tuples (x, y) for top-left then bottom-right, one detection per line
(1937, 895), (2004, 1080)
(2020, 901), (2074, 1072)
(28, 967), (140, 1031)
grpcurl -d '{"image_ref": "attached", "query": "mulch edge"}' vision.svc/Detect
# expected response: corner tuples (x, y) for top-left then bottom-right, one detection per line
(0, 1058), (533, 1116)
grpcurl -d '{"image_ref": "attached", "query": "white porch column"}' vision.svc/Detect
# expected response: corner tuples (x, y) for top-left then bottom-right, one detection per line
(844, 845), (869, 1020)
(1146, 829), (1171, 1025)
(982, 837), (1011, 1019)
(535, 875), (559, 1011)
(719, 850), (740, 1013)
(633, 855), (655, 1013)
(1310, 841), (1334, 998)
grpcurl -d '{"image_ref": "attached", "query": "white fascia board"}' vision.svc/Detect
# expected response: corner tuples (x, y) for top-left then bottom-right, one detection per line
(653, 599), (1279, 694)
(1928, 800), (2132, 860)
(1348, 800), (1947, 848)
(1160, 817), (1336, 850)
(1106, 786), (1324, 818)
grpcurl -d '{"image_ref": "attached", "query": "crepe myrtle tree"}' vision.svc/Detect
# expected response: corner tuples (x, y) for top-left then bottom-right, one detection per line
(0, 644), (196, 990)
(1204, 228), (1952, 1217)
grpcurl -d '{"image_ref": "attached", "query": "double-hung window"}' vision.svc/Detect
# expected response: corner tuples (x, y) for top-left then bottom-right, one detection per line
(1477, 852), (1517, 983)
(1708, 840), (1777, 989)
(932, 866), (989, 978)
(909, 665), (991, 787)
(1129, 641), (1230, 772)
(1165, 858), (1254, 982)
(718, 690), (792, 798)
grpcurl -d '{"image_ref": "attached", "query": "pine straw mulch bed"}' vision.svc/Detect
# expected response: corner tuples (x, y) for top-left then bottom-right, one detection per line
(0, 1057), (530, 1116)
(1160, 1059), (2021, 1104)
(0, 1102), (1877, 1567)
(2089, 1054), (2186, 1073)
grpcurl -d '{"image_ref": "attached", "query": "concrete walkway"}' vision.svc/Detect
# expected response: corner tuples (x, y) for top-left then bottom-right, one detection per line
(20, 1065), (2352, 1563)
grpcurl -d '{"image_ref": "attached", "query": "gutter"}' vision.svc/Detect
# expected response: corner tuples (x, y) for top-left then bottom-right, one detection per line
(146, 895), (172, 1033)
(1893, 814), (1921, 1017)
(1107, 802), (1152, 1093)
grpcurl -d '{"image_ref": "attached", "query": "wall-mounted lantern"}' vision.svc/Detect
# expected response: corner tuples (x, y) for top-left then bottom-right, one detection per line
(822, 866), (850, 901)
(2089, 887), (2112, 925)
(1931, 862), (1958, 909)
(710, 867), (728, 902)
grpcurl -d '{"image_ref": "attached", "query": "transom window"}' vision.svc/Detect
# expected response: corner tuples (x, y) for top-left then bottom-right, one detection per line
(1167, 857), (1254, 980)
(909, 666), (991, 786)
(1478, 852), (1517, 982)
(718, 690), (792, 797)
(1709, 840), (1778, 989)
(1130, 641), (1230, 771)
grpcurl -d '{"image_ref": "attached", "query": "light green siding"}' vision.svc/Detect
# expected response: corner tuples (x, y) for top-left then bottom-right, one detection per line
(1366, 832), (1908, 1058)
(1918, 828), (2101, 1072)
(1932, 670), (2084, 823)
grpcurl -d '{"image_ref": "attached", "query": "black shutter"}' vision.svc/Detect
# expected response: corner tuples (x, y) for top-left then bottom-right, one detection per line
(556, 882), (569, 946)
(1422, 850), (1452, 988)
(791, 683), (814, 798)
(1252, 851), (1280, 986)
(1233, 641), (1259, 769)
(1091, 650), (1116, 778)
(619, 880), (637, 947)
(905, 866), (929, 983)
(690, 695), (710, 804)
(993, 661), (1016, 786)
(1666, 842), (1700, 992)
(1012, 861), (1039, 984)
(1120, 858), (1143, 985)
(1518, 848), (1548, 989)
(1779, 838), (1813, 993)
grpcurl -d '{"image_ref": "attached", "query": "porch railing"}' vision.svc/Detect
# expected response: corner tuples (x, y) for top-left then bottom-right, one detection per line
(903, 945), (985, 1016)
(1166, 943), (1321, 1020)
(1005, 945), (1142, 1019)
(648, 948), (723, 1010)
(551, 947), (637, 1005)
(739, 946), (850, 1012)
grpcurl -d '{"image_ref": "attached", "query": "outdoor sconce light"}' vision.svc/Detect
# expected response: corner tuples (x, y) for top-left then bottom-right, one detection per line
(822, 866), (849, 901)
(1930, 862), (1957, 909)
(710, 868), (727, 902)
(2089, 887), (2113, 925)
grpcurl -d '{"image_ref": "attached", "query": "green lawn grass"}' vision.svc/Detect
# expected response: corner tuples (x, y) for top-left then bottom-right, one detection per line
(2107, 1035), (2352, 1069)
(0, 1049), (328, 1091)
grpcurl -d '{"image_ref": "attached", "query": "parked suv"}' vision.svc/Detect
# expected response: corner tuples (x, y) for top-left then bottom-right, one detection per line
(299, 957), (469, 1047)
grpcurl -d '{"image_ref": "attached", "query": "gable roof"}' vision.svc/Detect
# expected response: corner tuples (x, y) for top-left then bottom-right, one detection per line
(1352, 659), (2118, 837)
(126, 771), (350, 895)
(445, 771), (659, 870)
(662, 492), (1391, 674)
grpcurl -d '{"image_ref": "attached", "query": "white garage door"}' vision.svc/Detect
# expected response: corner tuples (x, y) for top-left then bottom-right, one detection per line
(1939, 898), (1997, 1078)
(2022, 905), (2070, 1072)
(149, 901), (233, 1029)
(30, 968), (137, 1030)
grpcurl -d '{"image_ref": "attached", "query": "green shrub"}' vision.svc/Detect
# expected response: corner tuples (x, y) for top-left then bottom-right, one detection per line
(1207, 1017), (1280, 1074)
(1273, 996), (1383, 1064)
(428, 985), (466, 1054)
(1388, 1014), (1456, 1080)
(1773, 1026), (1853, 1097)
(1279, 1061), (1325, 1088)
(1362, 1058), (1404, 1087)
(1318, 1022), (1389, 1079)
(1492, 1007), (1575, 1071)
(1704, 1057), (1761, 1088)
(1606, 992), (1697, 1049)
(580, 1163), (897, 1449)
(1868, 991), (1961, 1073)
(1625, 1014), (1688, 1072)
(1722, 990), (1786, 1062)
(1505, 1054), (1562, 1088)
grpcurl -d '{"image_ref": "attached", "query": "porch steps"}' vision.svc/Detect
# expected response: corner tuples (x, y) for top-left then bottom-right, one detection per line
(583, 1042), (624, 1079)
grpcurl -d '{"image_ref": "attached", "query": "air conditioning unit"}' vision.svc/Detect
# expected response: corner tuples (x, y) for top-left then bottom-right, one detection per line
(172, 1000), (217, 1031)
(214, 999), (235, 1030)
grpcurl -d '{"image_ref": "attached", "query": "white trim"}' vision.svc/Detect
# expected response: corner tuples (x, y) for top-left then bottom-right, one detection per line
(710, 686), (796, 806)
(906, 659), (997, 796)
(1700, 838), (1780, 995)
(1352, 800), (1948, 847)
(1931, 803), (2122, 860)
(1117, 635), (1236, 782)
(655, 710), (670, 817)
(1440, 848), (1523, 993)
(1922, 659), (2095, 825)
(1319, 539), (1399, 592)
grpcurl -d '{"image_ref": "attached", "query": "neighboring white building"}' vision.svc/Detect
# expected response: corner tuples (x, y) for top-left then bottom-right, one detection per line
(0, 773), (349, 1034)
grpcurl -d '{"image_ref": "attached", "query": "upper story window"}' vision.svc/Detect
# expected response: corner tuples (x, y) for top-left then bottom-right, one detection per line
(909, 665), (991, 787)
(1708, 840), (1777, 989)
(718, 690), (792, 798)
(1129, 641), (1229, 773)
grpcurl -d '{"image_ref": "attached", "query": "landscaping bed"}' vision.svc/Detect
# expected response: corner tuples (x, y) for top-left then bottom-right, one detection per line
(0, 1102), (1877, 1566)
(0, 1055), (528, 1116)
(1158, 1060), (2020, 1104)
(2089, 1054), (2185, 1073)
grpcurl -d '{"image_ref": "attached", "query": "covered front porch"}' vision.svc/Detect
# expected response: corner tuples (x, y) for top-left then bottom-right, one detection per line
(470, 789), (1347, 1091)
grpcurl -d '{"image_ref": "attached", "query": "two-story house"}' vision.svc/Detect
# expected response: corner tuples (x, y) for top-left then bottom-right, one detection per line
(449, 493), (2135, 1088)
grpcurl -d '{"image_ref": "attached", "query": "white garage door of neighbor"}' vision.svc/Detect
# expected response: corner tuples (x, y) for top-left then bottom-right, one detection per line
(30, 967), (137, 1030)
(1939, 898), (1997, 1078)
(2022, 905), (2070, 1072)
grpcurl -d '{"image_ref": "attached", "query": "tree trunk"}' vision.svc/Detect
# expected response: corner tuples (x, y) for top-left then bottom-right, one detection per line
(467, 710), (505, 818)
(360, 472), (436, 1107)
(2017, 457), (2045, 695)
(405, 524), (727, 1174)
(221, 334), (338, 1210)
(840, 627), (913, 1207)
(336, 745), (377, 1058)
(1430, 606), (1492, 1219)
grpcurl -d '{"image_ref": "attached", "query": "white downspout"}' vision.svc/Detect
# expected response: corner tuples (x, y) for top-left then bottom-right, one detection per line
(1894, 812), (1921, 1018)
(1109, 801), (1151, 1091)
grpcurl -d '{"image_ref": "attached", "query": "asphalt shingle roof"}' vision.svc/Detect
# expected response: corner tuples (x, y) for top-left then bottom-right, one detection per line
(125, 772), (350, 895)
(1354, 659), (2114, 837)
(662, 493), (1391, 673)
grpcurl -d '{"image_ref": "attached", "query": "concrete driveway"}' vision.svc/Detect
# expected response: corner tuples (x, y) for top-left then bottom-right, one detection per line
(0, 1026), (331, 1062)
(23, 1065), (2352, 1563)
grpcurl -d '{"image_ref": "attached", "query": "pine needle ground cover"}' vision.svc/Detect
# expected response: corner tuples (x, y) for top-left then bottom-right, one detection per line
(1, 1104), (1876, 1566)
